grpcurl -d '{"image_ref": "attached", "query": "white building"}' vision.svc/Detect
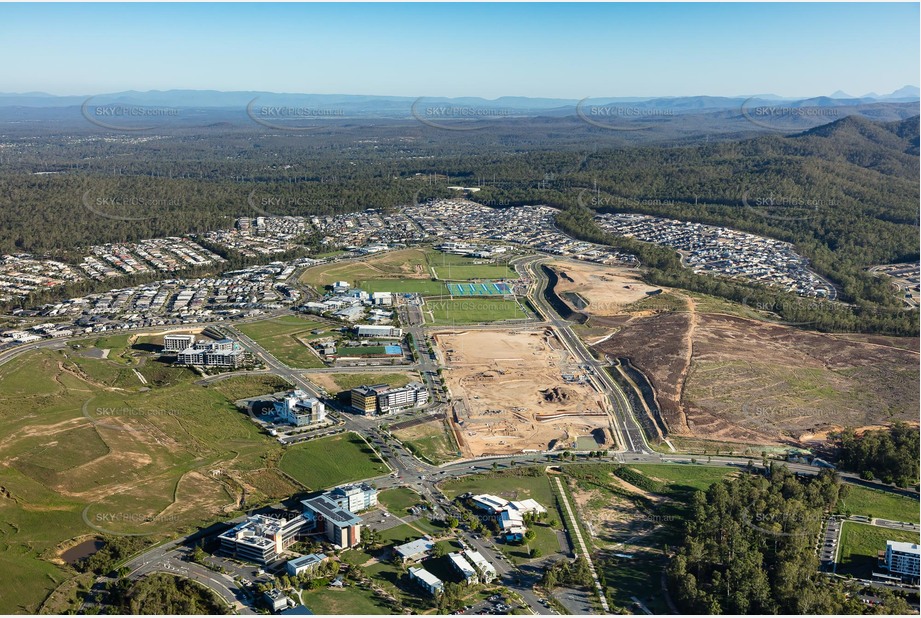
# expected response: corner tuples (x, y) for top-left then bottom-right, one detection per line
(448, 552), (478, 584)
(163, 333), (196, 351)
(218, 512), (308, 564)
(355, 324), (402, 338)
(464, 549), (497, 583)
(885, 541), (920, 581)
(273, 390), (326, 427)
(377, 381), (429, 413)
(176, 337), (244, 368)
(471, 494), (545, 541)
(327, 483), (378, 513)
(286, 553), (327, 577)
(394, 538), (434, 563)
(409, 566), (444, 595)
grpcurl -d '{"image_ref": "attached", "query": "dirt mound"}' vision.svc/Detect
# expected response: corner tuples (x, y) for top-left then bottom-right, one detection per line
(541, 386), (574, 403)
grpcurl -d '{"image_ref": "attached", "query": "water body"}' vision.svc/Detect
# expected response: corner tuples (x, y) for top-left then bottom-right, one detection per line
(60, 538), (104, 565)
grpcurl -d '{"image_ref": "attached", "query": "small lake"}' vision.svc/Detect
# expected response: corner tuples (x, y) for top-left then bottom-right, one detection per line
(60, 538), (104, 565)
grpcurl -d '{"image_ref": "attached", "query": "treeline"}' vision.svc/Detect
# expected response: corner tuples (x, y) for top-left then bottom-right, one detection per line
(667, 467), (912, 614)
(76, 535), (150, 576)
(104, 573), (228, 615)
(834, 423), (920, 487)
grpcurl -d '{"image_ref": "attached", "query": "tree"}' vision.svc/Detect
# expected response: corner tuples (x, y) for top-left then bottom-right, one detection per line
(524, 529), (536, 542)
(447, 516), (459, 530)
(530, 548), (542, 558)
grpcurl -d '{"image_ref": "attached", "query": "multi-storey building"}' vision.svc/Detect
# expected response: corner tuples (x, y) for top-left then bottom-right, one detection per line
(301, 495), (362, 548)
(217, 512), (308, 564)
(409, 566), (444, 596)
(327, 483), (377, 513)
(274, 390), (326, 426)
(176, 337), (244, 368)
(163, 333), (195, 351)
(884, 541), (920, 581)
(351, 382), (428, 415)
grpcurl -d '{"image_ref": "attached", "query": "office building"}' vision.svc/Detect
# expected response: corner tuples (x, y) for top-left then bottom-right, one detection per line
(301, 495), (362, 548)
(448, 552), (478, 584)
(163, 333), (195, 351)
(274, 390), (326, 427)
(394, 538), (434, 564)
(884, 541), (920, 581)
(409, 566), (443, 596)
(327, 483), (377, 513)
(176, 337), (244, 368)
(464, 549), (497, 584)
(218, 512), (308, 564)
(286, 553), (328, 577)
(355, 324), (402, 339)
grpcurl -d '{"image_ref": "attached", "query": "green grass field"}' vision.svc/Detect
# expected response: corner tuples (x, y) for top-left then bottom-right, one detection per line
(325, 373), (414, 392)
(378, 487), (423, 516)
(630, 464), (737, 493)
(301, 586), (389, 615)
(838, 486), (920, 523)
(393, 419), (459, 465)
(300, 248), (432, 289)
(838, 522), (920, 579)
(358, 279), (448, 296)
(236, 315), (327, 368)
(279, 433), (390, 490)
(0, 343), (300, 614)
(424, 298), (526, 325)
(426, 250), (517, 281)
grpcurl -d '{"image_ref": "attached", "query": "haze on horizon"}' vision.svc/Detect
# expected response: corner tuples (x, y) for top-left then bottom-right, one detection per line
(0, 2), (917, 100)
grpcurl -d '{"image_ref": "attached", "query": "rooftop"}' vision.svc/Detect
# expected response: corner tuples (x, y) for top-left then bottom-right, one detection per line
(301, 496), (362, 527)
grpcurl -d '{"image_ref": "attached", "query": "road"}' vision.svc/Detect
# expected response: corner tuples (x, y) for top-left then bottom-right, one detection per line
(518, 254), (651, 454)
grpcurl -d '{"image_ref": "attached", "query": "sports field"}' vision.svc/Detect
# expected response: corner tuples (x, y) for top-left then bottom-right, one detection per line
(446, 281), (513, 296)
(424, 298), (526, 324)
(236, 315), (327, 368)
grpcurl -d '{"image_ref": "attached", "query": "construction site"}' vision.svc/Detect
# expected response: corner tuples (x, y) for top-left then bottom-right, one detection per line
(432, 327), (612, 457)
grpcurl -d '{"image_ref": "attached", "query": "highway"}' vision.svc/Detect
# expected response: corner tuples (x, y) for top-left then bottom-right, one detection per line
(517, 254), (652, 454)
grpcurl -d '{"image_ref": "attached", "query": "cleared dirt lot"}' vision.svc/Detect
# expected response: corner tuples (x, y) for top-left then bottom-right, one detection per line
(548, 261), (659, 316)
(433, 327), (611, 456)
(593, 311), (920, 446)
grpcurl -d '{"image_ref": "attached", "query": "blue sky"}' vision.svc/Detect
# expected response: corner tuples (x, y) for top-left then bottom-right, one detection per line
(1, 2), (917, 98)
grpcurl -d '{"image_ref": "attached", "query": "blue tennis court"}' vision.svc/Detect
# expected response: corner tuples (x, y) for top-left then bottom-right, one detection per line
(447, 280), (513, 296)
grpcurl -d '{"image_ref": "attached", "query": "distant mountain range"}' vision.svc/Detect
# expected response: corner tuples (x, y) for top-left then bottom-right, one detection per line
(0, 87), (917, 116)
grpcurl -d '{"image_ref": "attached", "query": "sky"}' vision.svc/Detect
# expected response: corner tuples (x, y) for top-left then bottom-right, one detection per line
(0, 2), (918, 99)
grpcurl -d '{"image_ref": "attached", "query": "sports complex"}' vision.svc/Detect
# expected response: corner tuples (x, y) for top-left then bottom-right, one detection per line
(446, 280), (513, 296)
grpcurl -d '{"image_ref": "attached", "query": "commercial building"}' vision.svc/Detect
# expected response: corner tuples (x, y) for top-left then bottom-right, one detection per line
(350, 382), (429, 415)
(327, 483), (378, 513)
(218, 512), (308, 564)
(176, 337), (244, 368)
(274, 390), (326, 427)
(471, 494), (546, 541)
(448, 552), (478, 585)
(883, 541), (920, 581)
(351, 384), (387, 414)
(163, 333), (196, 351)
(464, 549), (497, 584)
(409, 566), (444, 596)
(393, 538), (434, 563)
(301, 495), (362, 548)
(355, 324), (402, 339)
(263, 589), (288, 612)
(286, 553), (328, 577)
